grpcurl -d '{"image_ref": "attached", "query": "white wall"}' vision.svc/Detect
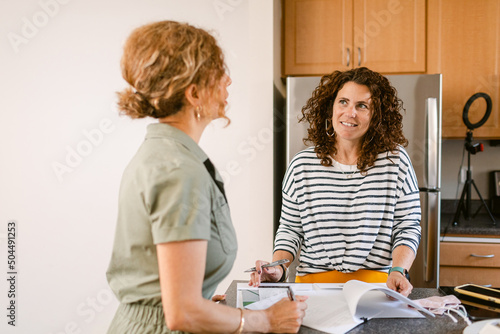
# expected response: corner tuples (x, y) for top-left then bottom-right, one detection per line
(441, 139), (500, 200)
(0, 1), (274, 332)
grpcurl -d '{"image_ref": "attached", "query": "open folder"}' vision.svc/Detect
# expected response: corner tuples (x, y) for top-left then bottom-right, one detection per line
(237, 280), (434, 334)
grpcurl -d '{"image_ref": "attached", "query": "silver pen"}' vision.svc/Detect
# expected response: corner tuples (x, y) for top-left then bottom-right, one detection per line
(244, 259), (290, 273)
(287, 286), (296, 301)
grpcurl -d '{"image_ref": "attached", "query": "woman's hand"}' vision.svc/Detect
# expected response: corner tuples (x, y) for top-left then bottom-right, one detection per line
(264, 296), (308, 333)
(211, 294), (226, 302)
(248, 260), (283, 287)
(386, 272), (413, 297)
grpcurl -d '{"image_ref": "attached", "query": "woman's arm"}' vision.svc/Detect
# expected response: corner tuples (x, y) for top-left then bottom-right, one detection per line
(392, 149), (422, 253)
(386, 245), (415, 297)
(387, 150), (421, 297)
(157, 240), (307, 333)
(249, 161), (304, 287)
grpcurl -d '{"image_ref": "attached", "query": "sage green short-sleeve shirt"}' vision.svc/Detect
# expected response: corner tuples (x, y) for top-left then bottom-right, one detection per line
(106, 123), (237, 306)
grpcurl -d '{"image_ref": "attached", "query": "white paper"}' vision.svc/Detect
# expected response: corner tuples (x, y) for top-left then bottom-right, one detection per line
(343, 280), (434, 321)
(301, 290), (361, 334)
(237, 280), (434, 334)
(236, 283), (298, 310)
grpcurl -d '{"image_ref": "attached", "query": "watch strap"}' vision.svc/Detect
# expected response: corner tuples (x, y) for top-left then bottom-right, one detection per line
(389, 266), (405, 276)
(389, 266), (410, 280)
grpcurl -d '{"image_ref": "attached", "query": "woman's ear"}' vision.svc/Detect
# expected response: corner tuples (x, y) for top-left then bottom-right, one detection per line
(184, 84), (200, 108)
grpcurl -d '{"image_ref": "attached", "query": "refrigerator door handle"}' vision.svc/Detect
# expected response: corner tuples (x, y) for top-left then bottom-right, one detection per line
(424, 192), (439, 283)
(426, 98), (439, 188)
(424, 99), (440, 284)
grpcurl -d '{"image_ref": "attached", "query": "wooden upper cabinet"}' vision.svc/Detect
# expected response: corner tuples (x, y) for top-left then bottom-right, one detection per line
(428, 0), (500, 139)
(283, 0), (353, 75)
(354, 0), (425, 73)
(282, 0), (426, 76)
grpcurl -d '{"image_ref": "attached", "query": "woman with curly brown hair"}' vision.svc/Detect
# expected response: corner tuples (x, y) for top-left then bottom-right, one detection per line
(250, 67), (421, 297)
(106, 21), (307, 333)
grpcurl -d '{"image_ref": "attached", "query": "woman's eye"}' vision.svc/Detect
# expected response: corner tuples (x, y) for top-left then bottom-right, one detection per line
(357, 104), (368, 109)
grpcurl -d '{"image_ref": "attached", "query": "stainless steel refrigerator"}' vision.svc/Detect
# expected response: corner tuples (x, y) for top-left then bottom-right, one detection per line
(284, 74), (442, 288)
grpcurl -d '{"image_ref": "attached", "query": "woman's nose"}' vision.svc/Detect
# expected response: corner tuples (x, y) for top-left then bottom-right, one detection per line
(347, 106), (356, 117)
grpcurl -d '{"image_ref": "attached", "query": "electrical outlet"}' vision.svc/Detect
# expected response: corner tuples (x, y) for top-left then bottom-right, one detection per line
(460, 166), (472, 183)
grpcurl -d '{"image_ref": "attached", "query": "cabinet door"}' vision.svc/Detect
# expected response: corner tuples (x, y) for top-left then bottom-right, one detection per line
(353, 0), (426, 73)
(428, 0), (500, 139)
(283, 0), (353, 76)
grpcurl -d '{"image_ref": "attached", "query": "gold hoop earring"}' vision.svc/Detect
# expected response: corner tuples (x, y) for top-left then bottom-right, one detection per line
(326, 119), (334, 137)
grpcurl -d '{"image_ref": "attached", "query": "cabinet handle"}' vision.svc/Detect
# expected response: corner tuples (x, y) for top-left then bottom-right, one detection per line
(470, 253), (495, 258)
(346, 48), (350, 67)
(358, 47), (361, 66)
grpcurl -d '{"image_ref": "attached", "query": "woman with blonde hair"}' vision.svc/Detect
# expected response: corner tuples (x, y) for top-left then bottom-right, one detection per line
(106, 21), (307, 333)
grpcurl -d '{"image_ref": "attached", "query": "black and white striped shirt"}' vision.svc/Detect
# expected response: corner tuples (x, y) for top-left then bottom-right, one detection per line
(274, 146), (421, 276)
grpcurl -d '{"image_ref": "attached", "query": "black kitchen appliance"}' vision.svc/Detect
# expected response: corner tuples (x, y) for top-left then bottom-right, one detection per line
(491, 171), (500, 216)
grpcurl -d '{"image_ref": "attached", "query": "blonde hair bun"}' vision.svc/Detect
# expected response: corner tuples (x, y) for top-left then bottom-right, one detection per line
(116, 21), (226, 119)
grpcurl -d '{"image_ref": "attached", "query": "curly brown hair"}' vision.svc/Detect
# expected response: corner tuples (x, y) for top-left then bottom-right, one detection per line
(300, 67), (408, 172)
(117, 21), (227, 120)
